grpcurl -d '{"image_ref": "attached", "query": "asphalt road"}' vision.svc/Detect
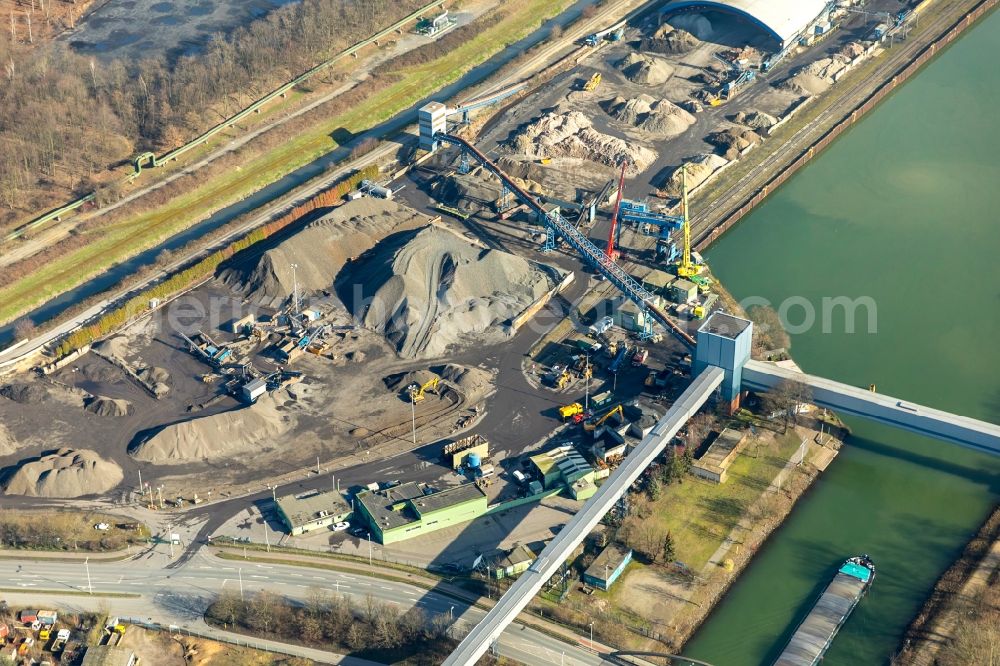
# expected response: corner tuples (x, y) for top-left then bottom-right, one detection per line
(1, 546), (611, 665)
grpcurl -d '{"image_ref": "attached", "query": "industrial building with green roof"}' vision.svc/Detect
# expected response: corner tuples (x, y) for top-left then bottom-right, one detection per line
(356, 481), (488, 544)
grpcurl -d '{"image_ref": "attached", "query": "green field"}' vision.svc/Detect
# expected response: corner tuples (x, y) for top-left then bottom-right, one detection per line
(657, 431), (802, 568)
(0, 0), (573, 326)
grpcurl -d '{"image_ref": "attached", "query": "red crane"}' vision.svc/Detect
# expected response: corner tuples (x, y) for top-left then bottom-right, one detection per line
(605, 159), (628, 261)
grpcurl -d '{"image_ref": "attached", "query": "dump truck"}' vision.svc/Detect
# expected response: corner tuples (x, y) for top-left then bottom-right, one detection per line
(559, 403), (584, 420)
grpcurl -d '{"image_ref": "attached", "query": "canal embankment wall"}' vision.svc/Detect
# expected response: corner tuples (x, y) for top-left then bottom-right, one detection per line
(696, 0), (1000, 251)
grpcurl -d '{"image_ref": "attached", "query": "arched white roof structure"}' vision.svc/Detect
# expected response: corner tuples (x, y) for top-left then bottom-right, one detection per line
(662, 0), (829, 47)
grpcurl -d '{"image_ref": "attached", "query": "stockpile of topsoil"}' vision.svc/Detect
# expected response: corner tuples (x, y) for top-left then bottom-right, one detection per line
(130, 392), (293, 465)
(3, 448), (124, 497)
(221, 199), (427, 304)
(85, 396), (133, 417)
(344, 225), (557, 358)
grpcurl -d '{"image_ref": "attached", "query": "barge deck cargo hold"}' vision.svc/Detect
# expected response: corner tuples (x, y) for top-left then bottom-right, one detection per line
(773, 555), (875, 665)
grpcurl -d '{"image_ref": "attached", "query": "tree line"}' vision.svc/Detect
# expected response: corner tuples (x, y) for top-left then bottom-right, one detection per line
(0, 0), (424, 222)
(54, 164), (378, 357)
(207, 589), (509, 665)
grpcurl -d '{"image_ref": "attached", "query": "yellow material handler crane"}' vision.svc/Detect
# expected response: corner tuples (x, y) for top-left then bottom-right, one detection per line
(584, 404), (624, 431)
(675, 164), (703, 278)
(583, 72), (602, 91)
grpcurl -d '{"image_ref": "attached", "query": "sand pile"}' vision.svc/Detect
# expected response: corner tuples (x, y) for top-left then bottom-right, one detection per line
(345, 225), (556, 358)
(781, 71), (831, 97)
(85, 396), (133, 417)
(707, 127), (761, 160)
(617, 53), (674, 85)
(735, 110), (778, 130)
(0, 382), (49, 404)
(131, 392), (292, 465)
(387, 364), (494, 403)
(668, 14), (713, 40)
(222, 199), (427, 303)
(608, 95), (695, 139)
(640, 100), (697, 137)
(92, 336), (128, 358)
(3, 448), (123, 498)
(505, 111), (656, 175)
(137, 366), (171, 397)
(642, 23), (700, 54)
(662, 154), (729, 195)
(804, 55), (850, 81)
(0, 422), (16, 456)
(839, 42), (866, 59)
(436, 364), (494, 403)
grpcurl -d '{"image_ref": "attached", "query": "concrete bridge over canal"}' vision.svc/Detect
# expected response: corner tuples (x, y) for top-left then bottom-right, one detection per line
(443, 311), (1000, 665)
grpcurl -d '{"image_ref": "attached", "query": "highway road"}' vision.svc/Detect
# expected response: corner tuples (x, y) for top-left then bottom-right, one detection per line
(0, 0), (646, 359)
(0, 543), (611, 665)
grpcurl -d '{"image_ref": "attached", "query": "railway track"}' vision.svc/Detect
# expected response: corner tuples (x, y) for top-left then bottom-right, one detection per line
(690, 0), (978, 248)
(356, 387), (464, 451)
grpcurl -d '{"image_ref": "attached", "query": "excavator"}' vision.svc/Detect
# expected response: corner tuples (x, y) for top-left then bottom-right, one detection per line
(406, 377), (440, 403)
(584, 404), (624, 432)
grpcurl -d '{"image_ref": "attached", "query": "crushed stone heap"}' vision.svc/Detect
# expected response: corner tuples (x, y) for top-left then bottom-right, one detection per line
(345, 225), (558, 358)
(130, 392), (293, 465)
(504, 110), (656, 174)
(221, 198), (428, 304)
(4, 448), (124, 498)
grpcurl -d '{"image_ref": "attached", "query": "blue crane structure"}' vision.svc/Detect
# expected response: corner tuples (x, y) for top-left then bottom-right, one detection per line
(446, 82), (528, 125)
(434, 132), (696, 348)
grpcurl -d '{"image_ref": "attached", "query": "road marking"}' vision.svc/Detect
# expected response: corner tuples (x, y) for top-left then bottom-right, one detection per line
(249, 575), (267, 579)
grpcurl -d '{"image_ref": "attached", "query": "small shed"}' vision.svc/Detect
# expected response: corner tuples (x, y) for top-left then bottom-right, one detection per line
(615, 300), (649, 333)
(492, 544), (537, 579)
(583, 544), (633, 590)
(670, 279), (698, 304)
(642, 269), (675, 296)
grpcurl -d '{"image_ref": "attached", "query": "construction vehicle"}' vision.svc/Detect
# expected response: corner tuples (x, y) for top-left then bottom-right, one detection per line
(675, 164), (704, 278)
(606, 340), (619, 358)
(407, 377), (440, 403)
(584, 404), (624, 431)
(538, 157), (552, 165)
(605, 159), (628, 261)
(554, 369), (573, 390)
(39, 627), (50, 641)
(559, 403), (585, 420)
(632, 349), (648, 366)
(692, 305), (707, 319)
(582, 72), (602, 92)
(585, 20), (626, 46)
(609, 344), (631, 374)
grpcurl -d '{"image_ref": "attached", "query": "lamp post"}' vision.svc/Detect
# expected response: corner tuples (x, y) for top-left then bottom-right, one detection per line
(238, 567), (244, 602)
(449, 605), (455, 620)
(367, 532), (373, 567)
(589, 622), (594, 653)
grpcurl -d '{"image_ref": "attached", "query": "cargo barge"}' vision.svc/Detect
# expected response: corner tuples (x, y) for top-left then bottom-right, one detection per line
(773, 554), (875, 666)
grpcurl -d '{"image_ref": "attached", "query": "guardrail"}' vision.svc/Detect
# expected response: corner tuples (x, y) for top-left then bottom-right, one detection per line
(5, 0), (447, 243)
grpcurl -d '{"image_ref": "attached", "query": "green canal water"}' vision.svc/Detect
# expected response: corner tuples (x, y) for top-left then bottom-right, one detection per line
(686, 10), (1000, 666)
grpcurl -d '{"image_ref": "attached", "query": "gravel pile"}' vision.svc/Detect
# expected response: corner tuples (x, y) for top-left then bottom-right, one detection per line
(4, 448), (123, 497)
(662, 154), (729, 195)
(781, 71), (832, 97)
(804, 55), (851, 81)
(0, 422), (16, 456)
(641, 23), (700, 54)
(735, 110), (779, 130)
(608, 95), (695, 139)
(0, 382), (49, 404)
(505, 110), (657, 174)
(131, 392), (293, 465)
(85, 396), (133, 417)
(346, 225), (557, 358)
(617, 53), (674, 85)
(222, 199), (427, 304)
(707, 127), (761, 160)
